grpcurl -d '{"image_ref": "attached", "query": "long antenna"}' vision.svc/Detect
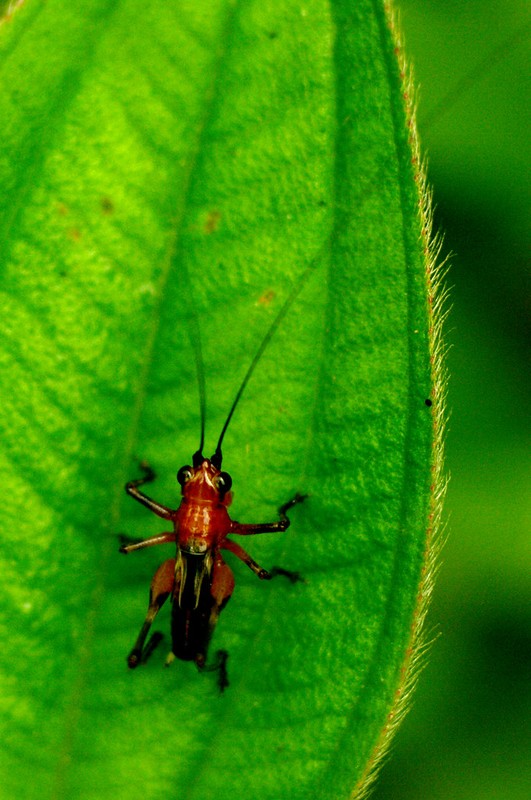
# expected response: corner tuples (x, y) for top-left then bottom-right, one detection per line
(211, 263), (315, 469)
(180, 268), (207, 467)
(188, 305), (207, 467)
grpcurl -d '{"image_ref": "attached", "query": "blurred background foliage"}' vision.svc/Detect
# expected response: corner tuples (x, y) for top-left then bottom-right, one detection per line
(373, 2), (530, 799)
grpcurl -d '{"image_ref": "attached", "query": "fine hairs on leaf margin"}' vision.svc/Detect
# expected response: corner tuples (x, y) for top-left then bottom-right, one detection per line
(351, 5), (449, 799)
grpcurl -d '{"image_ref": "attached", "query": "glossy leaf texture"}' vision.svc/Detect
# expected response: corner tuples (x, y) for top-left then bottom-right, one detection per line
(0, 1), (442, 799)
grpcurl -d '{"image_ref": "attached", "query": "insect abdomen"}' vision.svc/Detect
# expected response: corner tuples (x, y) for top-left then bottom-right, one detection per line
(172, 551), (213, 662)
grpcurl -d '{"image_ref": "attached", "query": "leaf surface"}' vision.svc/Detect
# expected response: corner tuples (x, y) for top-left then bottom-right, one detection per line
(0, 1), (439, 799)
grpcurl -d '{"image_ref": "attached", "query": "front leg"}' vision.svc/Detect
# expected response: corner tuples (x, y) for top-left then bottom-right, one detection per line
(126, 462), (174, 520)
(230, 493), (307, 536)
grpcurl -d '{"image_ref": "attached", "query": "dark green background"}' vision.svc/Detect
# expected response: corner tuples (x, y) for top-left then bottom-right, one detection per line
(374, 2), (530, 799)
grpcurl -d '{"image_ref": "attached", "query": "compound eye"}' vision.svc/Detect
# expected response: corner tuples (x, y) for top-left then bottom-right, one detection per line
(215, 471), (232, 495)
(177, 466), (193, 486)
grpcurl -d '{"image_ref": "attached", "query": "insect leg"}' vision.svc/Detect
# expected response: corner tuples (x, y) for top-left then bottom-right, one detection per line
(119, 531), (176, 554)
(222, 538), (272, 579)
(196, 556), (234, 691)
(127, 558), (175, 668)
(125, 462), (174, 520)
(200, 650), (230, 692)
(205, 556), (235, 650)
(229, 492), (308, 536)
(279, 493), (308, 521)
(223, 539), (304, 583)
(267, 566), (304, 583)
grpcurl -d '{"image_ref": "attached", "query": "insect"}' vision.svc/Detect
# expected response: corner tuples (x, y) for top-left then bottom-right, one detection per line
(119, 276), (309, 689)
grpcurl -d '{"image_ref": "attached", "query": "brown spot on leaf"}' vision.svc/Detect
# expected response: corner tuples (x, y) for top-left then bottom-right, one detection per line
(101, 196), (114, 214)
(258, 289), (275, 306)
(204, 210), (221, 233)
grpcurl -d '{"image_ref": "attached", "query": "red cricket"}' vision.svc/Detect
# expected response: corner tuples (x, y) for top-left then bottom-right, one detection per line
(120, 278), (308, 689)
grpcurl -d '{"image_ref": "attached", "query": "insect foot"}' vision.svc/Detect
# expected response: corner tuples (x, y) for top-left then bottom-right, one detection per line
(127, 632), (164, 668)
(278, 492), (308, 522)
(268, 566), (305, 584)
(198, 649), (230, 692)
(125, 461), (156, 491)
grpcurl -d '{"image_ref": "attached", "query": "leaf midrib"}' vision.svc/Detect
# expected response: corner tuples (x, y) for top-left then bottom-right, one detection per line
(52, 1), (274, 794)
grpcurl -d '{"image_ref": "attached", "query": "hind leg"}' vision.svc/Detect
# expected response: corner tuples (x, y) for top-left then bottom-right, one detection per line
(196, 555), (234, 690)
(207, 555), (235, 647)
(127, 558), (175, 668)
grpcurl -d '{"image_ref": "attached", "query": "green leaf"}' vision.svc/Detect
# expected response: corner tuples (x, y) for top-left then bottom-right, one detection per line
(0, 1), (443, 799)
